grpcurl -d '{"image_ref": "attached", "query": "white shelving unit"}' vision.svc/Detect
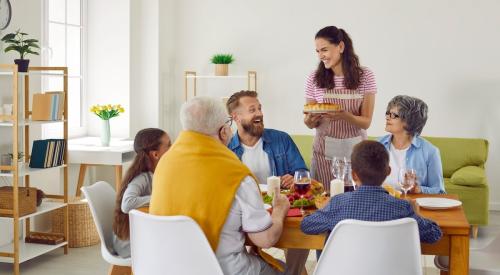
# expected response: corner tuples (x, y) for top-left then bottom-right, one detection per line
(0, 164), (68, 178)
(0, 65), (69, 275)
(184, 70), (257, 101)
(0, 200), (67, 221)
(0, 119), (66, 127)
(0, 241), (68, 264)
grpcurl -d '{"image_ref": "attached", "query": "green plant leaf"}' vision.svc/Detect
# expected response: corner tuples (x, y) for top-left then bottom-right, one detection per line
(211, 54), (234, 64)
(1, 33), (16, 41)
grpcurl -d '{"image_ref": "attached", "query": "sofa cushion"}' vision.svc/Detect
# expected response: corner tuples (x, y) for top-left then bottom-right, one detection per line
(444, 178), (489, 225)
(424, 137), (488, 178)
(450, 166), (487, 187)
(291, 135), (314, 169)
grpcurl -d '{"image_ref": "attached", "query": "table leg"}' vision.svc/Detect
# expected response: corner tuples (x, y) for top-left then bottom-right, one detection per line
(75, 164), (87, 197)
(115, 165), (123, 192)
(449, 235), (469, 275)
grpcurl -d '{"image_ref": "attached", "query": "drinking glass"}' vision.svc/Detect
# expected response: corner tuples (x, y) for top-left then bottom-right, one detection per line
(398, 168), (416, 198)
(343, 161), (356, 192)
(294, 169), (311, 215)
(331, 157), (347, 180)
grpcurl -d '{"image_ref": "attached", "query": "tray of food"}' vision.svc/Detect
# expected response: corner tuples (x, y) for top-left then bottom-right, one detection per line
(303, 103), (341, 113)
(263, 179), (325, 209)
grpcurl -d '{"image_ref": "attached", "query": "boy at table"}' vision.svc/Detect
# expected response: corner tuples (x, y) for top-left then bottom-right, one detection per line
(301, 140), (442, 247)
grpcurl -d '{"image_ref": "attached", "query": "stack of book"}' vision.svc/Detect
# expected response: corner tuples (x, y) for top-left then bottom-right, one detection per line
(29, 139), (66, 168)
(31, 92), (65, 121)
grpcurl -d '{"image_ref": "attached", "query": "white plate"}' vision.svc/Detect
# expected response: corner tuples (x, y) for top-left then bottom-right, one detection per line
(264, 203), (272, 210)
(416, 198), (462, 210)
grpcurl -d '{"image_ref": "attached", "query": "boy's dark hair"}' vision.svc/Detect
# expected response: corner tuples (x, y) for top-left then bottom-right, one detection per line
(226, 90), (258, 114)
(351, 140), (390, 186)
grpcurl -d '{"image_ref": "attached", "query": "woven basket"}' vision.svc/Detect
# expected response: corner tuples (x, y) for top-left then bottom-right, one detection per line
(0, 186), (37, 217)
(51, 198), (99, 248)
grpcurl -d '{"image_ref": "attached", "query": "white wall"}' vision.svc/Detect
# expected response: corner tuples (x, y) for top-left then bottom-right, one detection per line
(160, 0), (500, 209)
(87, 0), (130, 138)
(129, 0), (160, 136)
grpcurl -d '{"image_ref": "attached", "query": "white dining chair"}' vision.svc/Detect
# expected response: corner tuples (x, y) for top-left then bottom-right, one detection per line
(129, 209), (224, 275)
(81, 181), (131, 275)
(314, 218), (422, 275)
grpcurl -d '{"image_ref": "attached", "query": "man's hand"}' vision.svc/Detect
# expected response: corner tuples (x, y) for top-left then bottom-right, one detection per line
(272, 191), (290, 219)
(281, 174), (294, 188)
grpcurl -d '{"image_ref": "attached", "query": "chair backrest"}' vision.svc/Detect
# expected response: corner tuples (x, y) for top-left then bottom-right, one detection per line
(314, 218), (422, 275)
(129, 210), (224, 275)
(81, 181), (116, 254)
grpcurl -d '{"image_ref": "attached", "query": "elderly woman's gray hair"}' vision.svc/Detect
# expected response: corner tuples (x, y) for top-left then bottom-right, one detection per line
(387, 95), (428, 136)
(180, 96), (228, 136)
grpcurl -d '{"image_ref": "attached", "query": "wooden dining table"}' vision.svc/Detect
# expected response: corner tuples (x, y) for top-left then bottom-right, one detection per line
(275, 193), (470, 275)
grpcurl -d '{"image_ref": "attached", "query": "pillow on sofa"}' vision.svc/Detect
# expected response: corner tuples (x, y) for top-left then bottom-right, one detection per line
(450, 166), (487, 187)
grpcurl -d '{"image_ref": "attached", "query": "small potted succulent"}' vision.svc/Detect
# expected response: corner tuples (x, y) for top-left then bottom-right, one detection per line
(1, 29), (40, 72)
(211, 54), (234, 76)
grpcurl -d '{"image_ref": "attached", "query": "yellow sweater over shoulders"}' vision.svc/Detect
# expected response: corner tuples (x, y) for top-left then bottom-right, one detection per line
(149, 130), (253, 251)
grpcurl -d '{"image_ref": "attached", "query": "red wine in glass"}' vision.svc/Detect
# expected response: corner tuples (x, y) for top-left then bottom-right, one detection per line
(344, 185), (355, 192)
(294, 183), (311, 195)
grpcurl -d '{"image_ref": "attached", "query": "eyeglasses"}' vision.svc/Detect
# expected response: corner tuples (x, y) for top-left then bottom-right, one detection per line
(224, 117), (233, 127)
(385, 111), (400, 119)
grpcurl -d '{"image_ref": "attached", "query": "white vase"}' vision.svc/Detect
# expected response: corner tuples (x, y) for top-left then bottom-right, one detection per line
(101, 119), (111, 146)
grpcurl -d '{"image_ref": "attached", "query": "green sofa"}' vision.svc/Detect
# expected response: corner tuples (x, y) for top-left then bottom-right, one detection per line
(291, 135), (490, 228)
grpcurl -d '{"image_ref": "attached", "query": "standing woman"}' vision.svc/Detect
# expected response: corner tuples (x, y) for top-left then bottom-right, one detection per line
(304, 26), (377, 189)
(112, 128), (171, 258)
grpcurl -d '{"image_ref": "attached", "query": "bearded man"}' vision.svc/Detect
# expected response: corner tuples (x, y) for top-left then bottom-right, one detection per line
(227, 90), (308, 188)
(227, 90), (309, 275)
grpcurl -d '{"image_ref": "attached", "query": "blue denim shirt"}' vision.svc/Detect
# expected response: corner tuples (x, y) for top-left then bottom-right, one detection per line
(301, 185), (442, 244)
(228, 128), (308, 177)
(378, 135), (445, 194)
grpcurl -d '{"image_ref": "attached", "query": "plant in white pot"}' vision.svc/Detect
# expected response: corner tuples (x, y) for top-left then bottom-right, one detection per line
(1, 29), (40, 72)
(211, 54), (234, 76)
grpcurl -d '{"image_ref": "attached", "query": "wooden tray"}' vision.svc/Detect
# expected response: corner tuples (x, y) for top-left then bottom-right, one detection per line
(25, 232), (65, 245)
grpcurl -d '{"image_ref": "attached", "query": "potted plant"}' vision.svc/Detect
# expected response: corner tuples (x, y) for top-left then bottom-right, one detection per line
(211, 54), (234, 76)
(1, 29), (40, 72)
(90, 104), (125, 146)
(6, 152), (25, 170)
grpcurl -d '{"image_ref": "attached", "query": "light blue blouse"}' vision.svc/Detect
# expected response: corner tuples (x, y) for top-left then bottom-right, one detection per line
(379, 135), (445, 194)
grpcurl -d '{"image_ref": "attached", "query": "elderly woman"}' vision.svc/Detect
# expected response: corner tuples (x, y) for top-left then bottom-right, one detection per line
(379, 95), (445, 194)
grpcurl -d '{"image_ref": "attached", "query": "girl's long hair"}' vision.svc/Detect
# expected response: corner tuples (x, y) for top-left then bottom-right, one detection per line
(314, 26), (363, 90)
(112, 128), (166, 240)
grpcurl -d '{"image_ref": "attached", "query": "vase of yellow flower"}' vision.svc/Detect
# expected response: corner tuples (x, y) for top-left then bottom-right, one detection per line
(90, 104), (125, 146)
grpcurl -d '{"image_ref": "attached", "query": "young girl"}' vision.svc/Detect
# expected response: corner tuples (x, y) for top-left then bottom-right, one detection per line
(112, 128), (171, 258)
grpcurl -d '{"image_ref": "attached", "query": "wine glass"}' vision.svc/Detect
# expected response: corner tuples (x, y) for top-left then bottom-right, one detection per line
(398, 168), (416, 198)
(294, 169), (311, 215)
(343, 161), (356, 192)
(331, 157), (346, 180)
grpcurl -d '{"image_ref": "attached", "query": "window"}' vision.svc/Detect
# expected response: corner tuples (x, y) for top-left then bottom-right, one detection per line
(42, 0), (86, 137)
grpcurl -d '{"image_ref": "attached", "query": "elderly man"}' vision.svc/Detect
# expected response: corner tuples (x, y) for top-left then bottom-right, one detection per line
(150, 96), (291, 275)
(226, 90), (310, 275)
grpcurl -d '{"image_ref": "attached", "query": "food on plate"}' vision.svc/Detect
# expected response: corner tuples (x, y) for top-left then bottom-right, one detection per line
(382, 184), (401, 198)
(303, 103), (341, 113)
(290, 179), (324, 196)
(314, 196), (330, 209)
